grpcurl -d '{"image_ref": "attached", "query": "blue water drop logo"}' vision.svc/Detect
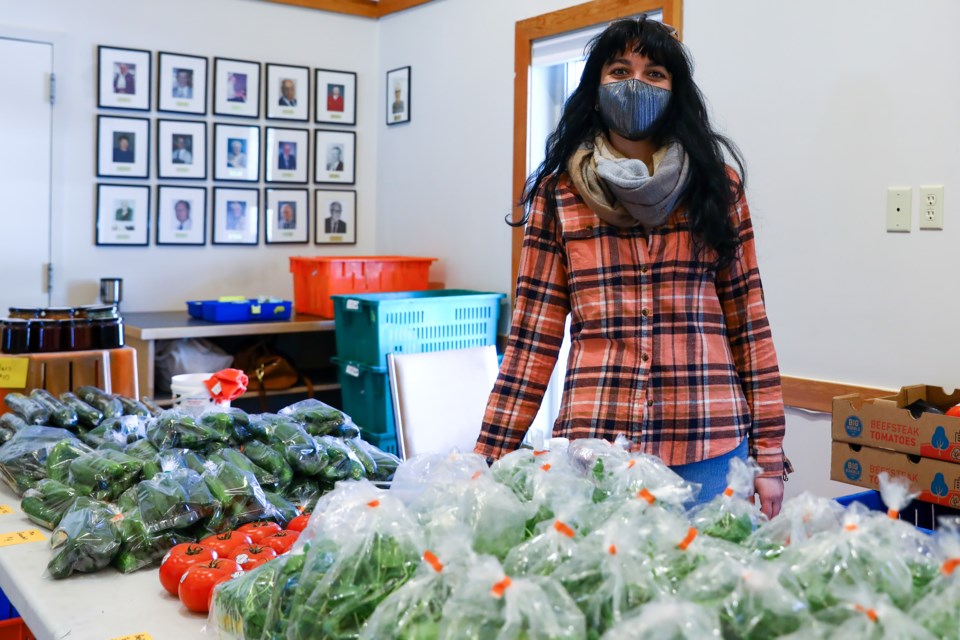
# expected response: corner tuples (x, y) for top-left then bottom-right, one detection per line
(932, 426), (950, 451)
(844, 459), (862, 481)
(844, 416), (863, 438)
(931, 473), (949, 498)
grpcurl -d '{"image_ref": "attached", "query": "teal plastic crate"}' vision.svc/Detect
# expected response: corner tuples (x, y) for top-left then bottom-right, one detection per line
(362, 430), (400, 457)
(333, 357), (395, 435)
(331, 289), (505, 367)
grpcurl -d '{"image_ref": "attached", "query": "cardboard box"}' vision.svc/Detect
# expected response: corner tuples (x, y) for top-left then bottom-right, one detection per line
(832, 385), (960, 462)
(831, 441), (960, 509)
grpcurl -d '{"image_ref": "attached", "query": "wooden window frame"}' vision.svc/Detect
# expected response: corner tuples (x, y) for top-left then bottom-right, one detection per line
(261, 0), (434, 19)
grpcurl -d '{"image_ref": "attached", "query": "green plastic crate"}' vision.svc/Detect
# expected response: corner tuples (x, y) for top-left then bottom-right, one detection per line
(332, 357), (395, 435)
(362, 430), (400, 457)
(331, 289), (506, 368)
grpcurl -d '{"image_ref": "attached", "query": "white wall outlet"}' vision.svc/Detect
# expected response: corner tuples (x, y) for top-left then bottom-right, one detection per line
(886, 186), (912, 232)
(919, 185), (944, 230)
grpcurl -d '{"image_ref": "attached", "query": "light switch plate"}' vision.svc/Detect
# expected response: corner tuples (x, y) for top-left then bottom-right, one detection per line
(886, 186), (911, 232)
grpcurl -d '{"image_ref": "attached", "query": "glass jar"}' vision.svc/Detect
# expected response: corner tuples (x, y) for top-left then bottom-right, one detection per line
(69, 318), (94, 351)
(44, 307), (75, 320)
(2, 319), (30, 354)
(9, 307), (41, 320)
(96, 317), (125, 349)
(29, 319), (62, 353)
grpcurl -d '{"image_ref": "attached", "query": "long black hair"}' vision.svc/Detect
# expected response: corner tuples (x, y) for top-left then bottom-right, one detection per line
(519, 16), (745, 268)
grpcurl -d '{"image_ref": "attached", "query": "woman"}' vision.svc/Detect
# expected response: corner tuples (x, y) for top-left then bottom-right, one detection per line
(474, 17), (790, 517)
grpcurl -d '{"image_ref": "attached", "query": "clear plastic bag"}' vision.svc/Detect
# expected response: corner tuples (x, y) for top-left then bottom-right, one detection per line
(747, 492), (846, 560)
(503, 501), (585, 577)
(47, 496), (122, 579)
(116, 468), (213, 533)
(598, 598), (722, 639)
(908, 517), (960, 639)
(67, 448), (144, 501)
(690, 457), (763, 544)
(610, 452), (700, 508)
(0, 426), (80, 494)
(112, 513), (192, 574)
(279, 398), (353, 437)
(20, 479), (78, 530)
(211, 555), (285, 640)
(818, 587), (937, 640)
(199, 407), (255, 444)
(240, 439), (294, 489)
(200, 459), (270, 529)
(44, 439), (95, 484)
(147, 409), (228, 450)
(270, 419), (327, 477)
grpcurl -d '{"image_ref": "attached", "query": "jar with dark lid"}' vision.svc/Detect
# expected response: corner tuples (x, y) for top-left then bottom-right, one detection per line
(2, 319), (30, 354)
(76, 304), (118, 320)
(9, 307), (42, 320)
(44, 307), (75, 320)
(96, 316), (124, 349)
(69, 318), (93, 351)
(29, 319), (62, 353)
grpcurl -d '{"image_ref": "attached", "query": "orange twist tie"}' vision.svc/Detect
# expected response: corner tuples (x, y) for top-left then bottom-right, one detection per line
(723, 487), (734, 498)
(637, 488), (656, 504)
(677, 527), (698, 551)
(471, 471), (482, 480)
(367, 500), (380, 508)
(608, 544), (618, 556)
(491, 576), (512, 598)
(942, 558), (960, 576)
(887, 508), (899, 519)
(553, 520), (575, 538)
(540, 463), (552, 471)
(422, 550), (444, 573)
(532, 450), (548, 457)
(854, 604), (878, 623)
(844, 523), (858, 532)
(627, 460), (636, 469)
(296, 504), (306, 513)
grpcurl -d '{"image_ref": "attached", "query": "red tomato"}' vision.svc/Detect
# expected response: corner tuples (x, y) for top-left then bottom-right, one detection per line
(236, 521), (283, 543)
(159, 543), (217, 597)
(287, 513), (311, 532)
(200, 531), (253, 557)
(178, 558), (244, 613)
(262, 530), (300, 555)
(229, 544), (278, 571)
(947, 405), (960, 417)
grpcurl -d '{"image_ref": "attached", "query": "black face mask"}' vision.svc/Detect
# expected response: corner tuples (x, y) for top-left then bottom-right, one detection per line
(597, 79), (671, 140)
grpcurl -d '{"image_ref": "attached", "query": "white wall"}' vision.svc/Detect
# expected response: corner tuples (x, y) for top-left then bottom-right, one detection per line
(0, 0), (379, 312)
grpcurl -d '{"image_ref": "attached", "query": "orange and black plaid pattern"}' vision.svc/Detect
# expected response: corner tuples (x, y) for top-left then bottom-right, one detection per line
(475, 174), (787, 477)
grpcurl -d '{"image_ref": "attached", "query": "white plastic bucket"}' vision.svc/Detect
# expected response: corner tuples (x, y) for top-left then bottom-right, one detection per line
(170, 373), (229, 415)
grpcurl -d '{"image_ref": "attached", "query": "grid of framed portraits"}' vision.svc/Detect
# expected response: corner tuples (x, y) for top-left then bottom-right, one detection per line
(95, 45), (360, 247)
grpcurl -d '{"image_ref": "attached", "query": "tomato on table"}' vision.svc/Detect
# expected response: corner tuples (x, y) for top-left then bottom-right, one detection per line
(262, 530), (300, 555)
(236, 521), (283, 543)
(229, 544), (278, 571)
(159, 543), (217, 597)
(200, 530), (254, 557)
(287, 513), (311, 532)
(178, 558), (244, 613)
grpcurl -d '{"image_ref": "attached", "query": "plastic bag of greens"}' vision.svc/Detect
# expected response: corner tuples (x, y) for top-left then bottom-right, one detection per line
(20, 479), (78, 530)
(0, 426), (79, 494)
(279, 398), (350, 437)
(567, 438), (631, 503)
(147, 409), (227, 450)
(200, 406), (254, 444)
(492, 446), (572, 502)
(437, 555), (585, 640)
(211, 447), (280, 491)
(599, 597), (722, 639)
(47, 496), (122, 579)
(390, 451), (489, 504)
(609, 452), (700, 509)
(818, 587), (936, 640)
(3, 392), (50, 425)
(747, 492), (846, 560)
(315, 435), (366, 482)
(263, 490), (299, 526)
(270, 419), (327, 477)
(284, 481), (423, 640)
(690, 457), (763, 544)
(503, 501), (585, 577)
(260, 545), (320, 640)
(910, 518), (960, 638)
(112, 513), (192, 573)
(59, 392), (103, 429)
(67, 448), (144, 501)
(123, 438), (163, 480)
(201, 459), (270, 528)
(360, 438), (401, 482)
(79, 415), (148, 448)
(45, 439), (95, 484)
(211, 555), (286, 640)
(240, 439), (294, 489)
(29, 389), (78, 430)
(0, 422), (17, 446)
(116, 468), (208, 533)
(360, 535), (475, 640)
(0, 412), (31, 434)
(285, 476), (324, 513)
(679, 558), (811, 639)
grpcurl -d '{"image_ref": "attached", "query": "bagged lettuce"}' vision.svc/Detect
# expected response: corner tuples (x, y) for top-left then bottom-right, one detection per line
(47, 496), (122, 579)
(279, 398), (349, 437)
(909, 517), (960, 639)
(0, 426), (79, 494)
(747, 492), (846, 560)
(817, 588), (936, 640)
(690, 457), (764, 544)
(599, 598), (722, 639)
(212, 554), (286, 640)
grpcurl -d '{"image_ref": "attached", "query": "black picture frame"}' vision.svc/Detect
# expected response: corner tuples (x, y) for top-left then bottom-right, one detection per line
(212, 187), (260, 245)
(314, 68), (357, 126)
(213, 123), (261, 182)
(265, 188), (310, 244)
(315, 189), (357, 245)
(97, 115), (150, 178)
(96, 183), (150, 246)
(386, 66), (411, 126)
(157, 51), (208, 115)
(314, 129), (356, 185)
(156, 185), (207, 246)
(98, 45), (152, 111)
(264, 127), (309, 185)
(157, 119), (207, 180)
(265, 63), (310, 122)
(213, 57), (261, 119)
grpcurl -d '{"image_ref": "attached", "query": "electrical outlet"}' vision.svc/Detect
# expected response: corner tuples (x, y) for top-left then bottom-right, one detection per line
(886, 187), (912, 232)
(919, 185), (944, 230)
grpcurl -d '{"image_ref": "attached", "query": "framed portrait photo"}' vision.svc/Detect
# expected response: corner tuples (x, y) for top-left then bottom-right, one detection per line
(214, 123), (260, 182)
(213, 58), (261, 118)
(96, 184), (150, 246)
(213, 187), (259, 245)
(157, 52), (208, 115)
(97, 115), (149, 178)
(157, 186), (206, 246)
(157, 119), (207, 180)
(265, 127), (308, 184)
(315, 69), (356, 126)
(314, 130), (355, 185)
(98, 46), (151, 111)
(265, 188), (309, 244)
(265, 63), (309, 122)
(386, 66), (411, 125)
(315, 189), (356, 245)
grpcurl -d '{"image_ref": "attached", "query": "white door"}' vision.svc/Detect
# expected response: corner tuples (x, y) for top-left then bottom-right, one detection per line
(0, 36), (53, 312)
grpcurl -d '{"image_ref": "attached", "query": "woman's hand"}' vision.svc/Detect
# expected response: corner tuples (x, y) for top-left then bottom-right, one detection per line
(755, 476), (784, 519)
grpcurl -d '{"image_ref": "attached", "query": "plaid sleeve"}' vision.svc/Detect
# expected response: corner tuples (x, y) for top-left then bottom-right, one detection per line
(715, 191), (788, 477)
(474, 195), (570, 460)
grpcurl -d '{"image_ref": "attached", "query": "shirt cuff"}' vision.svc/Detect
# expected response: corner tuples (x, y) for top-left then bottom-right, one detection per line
(751, 443), (792, 477)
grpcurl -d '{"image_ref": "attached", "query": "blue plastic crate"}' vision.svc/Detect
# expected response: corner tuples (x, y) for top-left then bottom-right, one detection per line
(186, 300), (292, 323)
(362, 429), (400, 457)
(332, 357), (394, 435)
(0, 586), (16, 621)
(836, 489), (960, 532)
(331, 290), (505, 367)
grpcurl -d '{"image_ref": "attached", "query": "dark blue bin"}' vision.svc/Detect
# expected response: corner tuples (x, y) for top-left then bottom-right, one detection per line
(836, 489), (960, 533)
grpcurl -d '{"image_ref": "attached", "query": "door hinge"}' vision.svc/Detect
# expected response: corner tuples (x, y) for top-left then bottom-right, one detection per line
(49, 73), (56, 105)
(46, 263), (53, 293)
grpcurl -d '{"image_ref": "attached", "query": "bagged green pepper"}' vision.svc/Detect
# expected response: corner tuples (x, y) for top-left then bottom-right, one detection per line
(20, 479), (78, 530)
(148, 409), (227, 450)
(59, 393), (104, 429)
(316, 435), (365, 482)
(45, 439), (95, 483)
(241, 440), (294, 489)
(68, 449), (144, 501)
(124, 439), (163, 480)
(113, 512), (192, 574)
(47, 496), (122, 579)
(279, 398), (348, 437)
(75, 385), (123, 419)
(215, 447), (280, 491)
(0, 426), (79, 494)
(201, 408), (254, 444)
(201, 460), (270, 528)
(272, 420), (326, 477)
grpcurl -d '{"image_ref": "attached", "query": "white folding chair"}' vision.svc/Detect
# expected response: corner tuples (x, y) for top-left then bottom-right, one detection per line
(387, 345), (500, 459)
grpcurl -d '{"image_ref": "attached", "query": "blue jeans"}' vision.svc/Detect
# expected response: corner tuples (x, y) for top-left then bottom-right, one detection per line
(670, 437), (749, 507)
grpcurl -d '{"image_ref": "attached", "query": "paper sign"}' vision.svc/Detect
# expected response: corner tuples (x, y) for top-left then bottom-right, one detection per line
(0, 505), (13, 515)
(345, 365), (360, 377)
(0, 529), (46, 547)
(0, 358), (28, 389)
(346, 299), (360, 311)
(111, 634), (154, 640)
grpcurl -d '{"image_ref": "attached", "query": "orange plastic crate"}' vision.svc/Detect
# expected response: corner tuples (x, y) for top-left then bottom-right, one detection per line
(0, 618), (35, 640)
(290, 256), (436, 318)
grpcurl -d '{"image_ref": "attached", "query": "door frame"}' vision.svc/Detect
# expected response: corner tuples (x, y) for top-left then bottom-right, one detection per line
(511, 0), (683, 285)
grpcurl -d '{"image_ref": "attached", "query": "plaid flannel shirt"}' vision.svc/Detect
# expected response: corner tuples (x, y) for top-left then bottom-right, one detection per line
(475, 173), (788, 477)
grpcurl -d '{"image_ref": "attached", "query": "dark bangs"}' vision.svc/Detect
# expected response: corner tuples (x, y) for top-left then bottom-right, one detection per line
(582, 17), (689, 85)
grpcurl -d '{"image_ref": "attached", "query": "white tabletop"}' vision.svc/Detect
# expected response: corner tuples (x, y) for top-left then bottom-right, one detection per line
(0, 485), (208, 640)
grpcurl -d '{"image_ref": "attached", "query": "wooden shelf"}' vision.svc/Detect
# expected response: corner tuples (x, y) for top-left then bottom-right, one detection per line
(153, 382), (340, 408)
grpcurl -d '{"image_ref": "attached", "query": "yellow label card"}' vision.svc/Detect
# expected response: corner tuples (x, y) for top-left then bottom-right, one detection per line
(111, 634), (154, 640)
(0, 358), (28, 389)
(0, 529), (45, 547)
(0, 505), (13, 515)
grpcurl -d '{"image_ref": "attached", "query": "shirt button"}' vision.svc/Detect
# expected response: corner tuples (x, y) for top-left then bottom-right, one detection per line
(640, 265), (649, 273)
(641, 308), (650, 317)
(646, 399), (654, 407)
(641, 353), (649, 362)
